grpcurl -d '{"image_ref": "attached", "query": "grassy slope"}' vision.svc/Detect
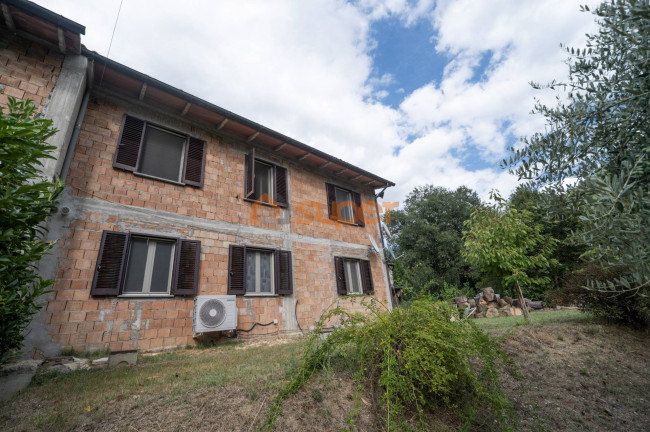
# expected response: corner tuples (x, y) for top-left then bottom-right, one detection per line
(1, 311), (648, 431)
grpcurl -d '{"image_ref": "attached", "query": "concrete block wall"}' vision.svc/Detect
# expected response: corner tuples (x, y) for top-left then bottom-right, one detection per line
(42, 91), (391, 352)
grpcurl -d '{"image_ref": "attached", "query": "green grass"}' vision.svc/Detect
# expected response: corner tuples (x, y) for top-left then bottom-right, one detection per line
(474, 309), (593, 334)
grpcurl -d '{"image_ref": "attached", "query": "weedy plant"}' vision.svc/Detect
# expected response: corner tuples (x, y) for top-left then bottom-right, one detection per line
(262, 298), (514, 431)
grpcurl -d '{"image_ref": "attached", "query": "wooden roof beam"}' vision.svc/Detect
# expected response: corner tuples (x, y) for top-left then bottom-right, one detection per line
(138, 83), (147, 101)
(2, 4), (15, 31)
(246, 131), (260, 143)
(217, 118), (229, 130)
(57, 27), (66, 53)
(350, 174), (363, 181)
(297, 152), (311, 161)
(335, 168), (348, 175)
(275, 142), (287, 152)
(181, 102), (191, 116)
(319, 161), (331, 169)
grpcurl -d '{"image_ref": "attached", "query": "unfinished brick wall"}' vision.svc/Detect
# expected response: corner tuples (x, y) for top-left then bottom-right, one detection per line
(0, 34), (63, 110)
(45, 91), (391, 352)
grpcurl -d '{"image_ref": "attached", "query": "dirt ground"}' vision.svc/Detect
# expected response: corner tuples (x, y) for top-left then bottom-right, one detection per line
(1, 315), (648, 431)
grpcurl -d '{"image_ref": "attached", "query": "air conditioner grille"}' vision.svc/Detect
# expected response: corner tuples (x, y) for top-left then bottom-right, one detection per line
(199, 299), (227, 328)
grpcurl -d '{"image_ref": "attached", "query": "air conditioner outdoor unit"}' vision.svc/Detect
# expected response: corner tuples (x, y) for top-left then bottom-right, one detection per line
(193, 295), (237, 335)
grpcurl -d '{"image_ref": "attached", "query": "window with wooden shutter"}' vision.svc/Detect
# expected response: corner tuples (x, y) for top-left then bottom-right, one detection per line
(91, 230), (201, 297)
(113, 115), (206, 187)
(276, 250), (293, 295)
(326, 184), (364, 226)
(334, 256), (347, 295)
(91, 231), (129, 296)
(173, 240), (201, 296)
(228, 245), (246, 295)
(360, 259), (373, 294)
(228, 245), (293, 295)
(244, 151), (289, 207)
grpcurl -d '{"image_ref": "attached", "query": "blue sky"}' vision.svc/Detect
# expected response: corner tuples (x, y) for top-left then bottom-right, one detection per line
(37, 0), (599, 206)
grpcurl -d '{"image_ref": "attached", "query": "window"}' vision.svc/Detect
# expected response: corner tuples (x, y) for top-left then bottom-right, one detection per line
(334, 256), (373, 295)
(244, 149), (288, 207)
(228, 245), (293, 296)
(113, 115), (206, 187)
(90, 231), (200, 297)
(326, 183), (364, 226)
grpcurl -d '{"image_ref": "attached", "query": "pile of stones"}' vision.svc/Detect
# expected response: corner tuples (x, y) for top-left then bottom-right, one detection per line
(451, 287), (544, 318)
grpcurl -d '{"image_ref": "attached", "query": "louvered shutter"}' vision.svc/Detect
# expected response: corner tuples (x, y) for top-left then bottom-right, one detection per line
(113, 115), (145, 171)
(172, 240), (200, 296)
(90, 231), (129, 296)
(228, 245), (246, 295)
(183, 137), (206, 187)
(276, 250), (293, 295)
(334, 256), (347, 295)
(352, 191), (365, 226)
(360, 259), (374, 294)
(326, 183), (337, 220)
(244, 149), (255, 198)
(274, 165), (288, 207)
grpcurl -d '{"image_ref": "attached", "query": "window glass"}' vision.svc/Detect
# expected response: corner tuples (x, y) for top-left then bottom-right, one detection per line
(123, 237), (175, 295)
(344, 260), (362, 294)
(253, 161), (273, 201)
(246, 249), (275, 294)
(123, 237), (148, 293)
(150, 240), (174, 293)
(139, 126), (186, 181)
(335, 187), (354, 222)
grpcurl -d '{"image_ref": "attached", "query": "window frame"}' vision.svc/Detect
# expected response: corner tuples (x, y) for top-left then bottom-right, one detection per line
(244, 247), (276, 296)
(343, 259), (363, 294)
(227, 245), (293, 296)
(113, 115), (206, 188)
(244, 148), (288, 207)
(334, 256), (373, 296)
(90, 230), (201, 298)
(326, 183), (365, 226)
(120, 235), (177, 297)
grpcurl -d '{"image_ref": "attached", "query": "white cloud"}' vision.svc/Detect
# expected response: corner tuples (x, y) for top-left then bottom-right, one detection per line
(36, 0), (600, 206)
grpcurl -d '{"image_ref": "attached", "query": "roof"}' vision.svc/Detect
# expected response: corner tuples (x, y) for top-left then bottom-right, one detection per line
(83, 49), (395, 190)
(1, 0), (85, 54)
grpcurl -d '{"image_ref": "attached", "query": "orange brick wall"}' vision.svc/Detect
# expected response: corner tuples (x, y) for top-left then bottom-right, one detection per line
(44, 91), (391, 352)
(0, 34), (64, 111)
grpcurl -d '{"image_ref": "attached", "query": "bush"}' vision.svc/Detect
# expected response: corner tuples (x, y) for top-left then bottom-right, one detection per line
(0, 97), (62, 364)
(263, 298), (513, 431)
(549, 264), (650, 327)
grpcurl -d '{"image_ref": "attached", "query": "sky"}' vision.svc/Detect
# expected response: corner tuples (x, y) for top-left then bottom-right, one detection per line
(37, 0), (599, 207)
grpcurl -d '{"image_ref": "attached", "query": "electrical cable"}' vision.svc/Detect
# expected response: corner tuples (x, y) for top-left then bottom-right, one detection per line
(295, 299), (304, 334)
(237, 321), (276, 333)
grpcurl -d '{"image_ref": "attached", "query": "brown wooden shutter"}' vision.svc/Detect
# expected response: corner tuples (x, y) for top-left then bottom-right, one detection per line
(244, 149), (255, 198)
(360, 259), (374, 294)
(183, 137), (206, 187)
(334, 256), (347, 295)
(113, 115), (145, 171)
(326, 183), (337, 220)
(172, 240), (200, 296)
(352, 191), (365, 226)
(274, 165), (288, 207)
(90, 231), (129, 296)
(228, 245), (246, 295)
(276, 250), (293, 295)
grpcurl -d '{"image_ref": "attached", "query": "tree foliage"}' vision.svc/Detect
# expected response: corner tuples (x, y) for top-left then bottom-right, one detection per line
(0, 97), (62, 364)
(388, 185), (482, 297)
(462, 192), (557, 299)
(505, 0), (650, 323)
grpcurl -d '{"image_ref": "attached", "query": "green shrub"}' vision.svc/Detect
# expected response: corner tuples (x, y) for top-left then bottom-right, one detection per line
(0, 97), (62, 364)
(263, 298), (513, 431)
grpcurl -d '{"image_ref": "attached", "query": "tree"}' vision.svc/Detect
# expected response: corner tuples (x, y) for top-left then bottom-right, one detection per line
(388, 185), (482, 296)
(0, 97), (62, 364)
(462, 192), (557, 301)
(505, 0), (650, 324)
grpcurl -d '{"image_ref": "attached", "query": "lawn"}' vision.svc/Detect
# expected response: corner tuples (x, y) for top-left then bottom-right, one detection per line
(1, 310), (648, 431)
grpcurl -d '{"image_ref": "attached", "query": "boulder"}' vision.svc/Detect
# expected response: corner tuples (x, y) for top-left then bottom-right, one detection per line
(502, 296), (513, 305)
(468, 298), (476, 307)
(452, 296), (468, 304)
(527, 301), (544, 310)
(485, 307), (500, 318)
(500, 307), (513, 316)
(477, 303), (488, 314)
(475, 312), (485, 319)
(497, 298), (507, 308)
(482, 287), (495, 302)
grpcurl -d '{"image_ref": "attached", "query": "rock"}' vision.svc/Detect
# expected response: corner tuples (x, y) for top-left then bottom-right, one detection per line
(528, 301), (544, 310)
(475, 312), (485, 319)
(42, 356), (90, 373)
(482, 287), (495, 302)
(477, 303), (488, 314)
(500, 306), (513, 316)
(479, 298), (488, 306)
(503, 296), (513, 305)
(452, 296), (468, 304)
(497, 298), (507, 308)
(468, 298), (476, 307)
(485, 307), (500, 318)
(511, 307), (523, 316)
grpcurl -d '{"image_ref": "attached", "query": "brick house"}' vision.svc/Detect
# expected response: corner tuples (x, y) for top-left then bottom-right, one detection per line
(1, 0), (395, 356)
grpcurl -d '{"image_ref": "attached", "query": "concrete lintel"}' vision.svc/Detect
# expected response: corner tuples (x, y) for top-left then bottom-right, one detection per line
(40, 54), (88, 181)
(72, 195), (370, 251)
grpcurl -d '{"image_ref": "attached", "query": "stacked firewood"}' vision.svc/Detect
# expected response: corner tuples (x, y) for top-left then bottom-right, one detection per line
(451, 287), (544, 318)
